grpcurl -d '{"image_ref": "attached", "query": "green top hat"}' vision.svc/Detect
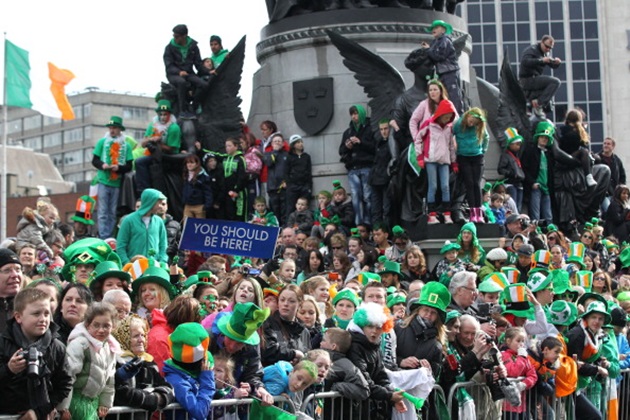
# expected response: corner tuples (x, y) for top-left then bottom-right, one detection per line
(581, 301), (611, 326)
(619, 247), (630, 269)
(387, 292), (407, 309)
(425, 19), (453, 35)
(534, 121), (555, 145)
(217, 302), (270, 345)
(131, 266), (177, 300)
(527, 271), (553, 293)
(89, 260), (130, 289)
(333, 289), (360, 308)
(575, 270), (593, 292)
(483, 182), (493, 193)
(155, 99), (172, 113)
(547, 300), (578, 326)
(61, 238), (120, 282)
(415, 282), (451, 321)
(71, 195), (96, 226)
(601, 239), (619, 251)
(106, 116), (125, 131)
(501, 284), (535, 320)
(549, 270), (578, 302)
(440, 240), (461, 254)
(501, 267), (521, 285)
(479, 273), (509, 293)
(530, 250), (551, 275)
(378, 261), (402, 276)
(504, 127), (524, 146)
(566, 242), (586, 268)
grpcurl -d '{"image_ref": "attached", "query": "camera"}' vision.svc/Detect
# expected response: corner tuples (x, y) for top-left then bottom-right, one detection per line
(21, 347), (42, 379)
(129, 356), (143, 370)
(520, 218), (530, 230)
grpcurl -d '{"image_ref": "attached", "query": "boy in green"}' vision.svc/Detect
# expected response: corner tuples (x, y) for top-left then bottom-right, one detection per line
(250, 196), (279, 227)
(522, 121), (554, 221)
(92, 116), (134, 239)
(135, 100), (182, 195)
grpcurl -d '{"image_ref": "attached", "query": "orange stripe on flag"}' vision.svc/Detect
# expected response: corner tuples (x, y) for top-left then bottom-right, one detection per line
(47, 62), (75, 121)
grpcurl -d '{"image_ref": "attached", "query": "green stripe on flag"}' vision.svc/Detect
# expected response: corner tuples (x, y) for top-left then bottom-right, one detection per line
(250, 400), (297, 420)
(408, 145), (422, 176)
(5, 40), (32, 109)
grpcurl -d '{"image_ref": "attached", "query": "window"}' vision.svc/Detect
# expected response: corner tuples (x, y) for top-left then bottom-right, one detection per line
(72, 105), (83, 119)
(23, 115), (41, 131)
(133, 129), (145, 141)
(23, 136), (42, 150)
(65, 172), (85, 183)
(43, 116), (61, 127)
(84, 103), (92, 117)
(64, 150), (84, 165)
(64, 128), (83, 145)
(43, 132), (62, 148)
(84, 126), (92, 141)
(8, 120), (22, 135)
(122, 106), (148, 121)
(51, 154), (63, 166)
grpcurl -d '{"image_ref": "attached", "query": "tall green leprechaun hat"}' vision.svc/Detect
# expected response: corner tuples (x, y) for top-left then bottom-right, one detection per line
(71, 195), (96, 225)
(412, 281), (451, 321)
(61, 238), (120, 282)
(527, 271), (553, 293)
(479, 273), (509, 293)
(566, 242), (586, 268)
(529, 250), (551, 275)
(217, 302), (270, 345)
(501, 267), (521, 284)
(501, 283), (535, 320)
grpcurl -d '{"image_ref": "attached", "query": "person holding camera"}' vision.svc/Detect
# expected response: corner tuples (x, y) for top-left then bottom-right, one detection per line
(0, 288), (72, 419)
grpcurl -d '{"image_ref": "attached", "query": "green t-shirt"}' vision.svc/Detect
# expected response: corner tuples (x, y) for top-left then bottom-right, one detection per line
(144, 120), (181, 154)
(536, 148), (549, 194)
(93, 135), (133, 188)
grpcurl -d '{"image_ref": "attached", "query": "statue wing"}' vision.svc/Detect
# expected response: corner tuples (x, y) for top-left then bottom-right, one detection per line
(495, 52), (533, 146)
(198, 36), (246, 151)
(327, 30), (406, 131)
(453, 34), (468, 59)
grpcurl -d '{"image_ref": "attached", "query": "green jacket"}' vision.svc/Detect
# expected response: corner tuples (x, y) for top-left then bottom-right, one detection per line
(116, 189), (168, 264)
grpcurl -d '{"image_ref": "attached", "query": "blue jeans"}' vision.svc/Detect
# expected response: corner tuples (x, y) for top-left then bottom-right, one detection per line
(348, 167), (372, 225)
(426, 162), (450, 204)
(529, 188), (552, 221)
(506, 185), (523, 213)
(97, 183), (120, 239)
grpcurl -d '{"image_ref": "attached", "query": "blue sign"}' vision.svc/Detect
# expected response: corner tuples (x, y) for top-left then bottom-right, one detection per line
(179, 218), (280, 259)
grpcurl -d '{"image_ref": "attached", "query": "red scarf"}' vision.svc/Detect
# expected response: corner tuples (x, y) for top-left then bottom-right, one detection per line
(508, 150), (522, 168)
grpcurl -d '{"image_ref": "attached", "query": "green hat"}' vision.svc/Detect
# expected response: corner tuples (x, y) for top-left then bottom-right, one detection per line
(445, 310), (461, 325)
(529, 250), (551, 275)
(504, 127), (523, 146)
(392, 225), (406, 237)
(501, 267), (520, 285)
(479, 273), (509, 293)
(534, 121), (555, 145)
(61, 238), (120, 282)
(547, 224), (559, 233)
(619, 247), (630, 269)
(575, 270), (593, 292)
(547, 301), (578, 326)
(106, 116), (125, 131)
(378, 261), (402, 276)
(602, 239), (619, 251)
(386, 286), (397, 296)
(332, 180), (344, 191)
(182, 271), (213, 289)
(217, 302), (270, 345)
(617, 291), (630, 302)
(440, 240), (461, 254)
(459, 222), (477, 236)
(415, 282), (451, 321)
(71, 195), (96, 225)
(155, 99), (172, 113)
(387, 292), (407, 309)
(333, 289), (360, 307)
(566, 242), (586, 268)
(131, 266), (177, 300)
(483, 182), (493, 193)
(425, 19), (453, 35)
(501, 284), (535, 320)
(168, 322), (212, 365)
(549, 270), (578, 302)
(527, 271), (552, 293)
(89, 260), (130, 289)
(581, 301), (611, 326)
(358, 272), (381, 286)
(576, 291), (607, 310)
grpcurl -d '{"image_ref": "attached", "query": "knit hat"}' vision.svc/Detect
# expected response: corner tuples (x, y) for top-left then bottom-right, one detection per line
(501, 284), (535, 320)
(289, 134), (303, 145)
(566, 243), (586, 268)
(168, 322), (212, 365)
(217, 302), (270, 345)
(71, 195), (96, 225)
(440, 240), (461, 254)
(210, 35), (222, 45)
(575, 270), (593, 292)
(111, 314), (152, 360)
(318, 190), (332, 201)
(387, 292), (407, 309)
(358, 272), (381, 286)
(486, 247), (508, 261)
(0, 249), (20, 269)
(332, 289), (360, 308)
(610, 306), (629, 328)
(131, 266), (177, 300)
(332, 180), (344, 191)
(414, 282), (451, 321)
(480, 273), (509, 292)
(501, 267), (520, 284)
(527, 271), (552, 293)
(425, 19), (453, 35)
(155, 99), (172, 113)
(546, 300), (578, 326)
(105, 116), (125, 131)
(445, 310), (461, 325)
(352, 302), (394, 333)
(534, 121), (555, 145)
(529, 250), (551, 274)
(580, 301), (611, 325)
(504, 127), (523, 146)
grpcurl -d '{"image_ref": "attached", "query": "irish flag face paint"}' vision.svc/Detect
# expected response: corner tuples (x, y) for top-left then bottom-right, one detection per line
(5, 39), (75, 120)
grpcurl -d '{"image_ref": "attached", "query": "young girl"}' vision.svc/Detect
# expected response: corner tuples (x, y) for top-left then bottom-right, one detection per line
(559, 109), (597, 187)
(297, 295), (324, 349)
(324, 289), (360, 330)
(201, 277), (263, 330)
(501, 327), (537, 420)
(498, 128), (525, 212)
(262, 133), (289, 225)
(454, 107), (489, 223)
(240, 132), (263, 213)
(201, 152), (226, 220)
(61, 302), (120, 420)
(182, 154), (213, 220)
(432, 240), (465, 285)
(16, 202), (59, 260)
(285, 134), (313, 218)
(418, 99), (457, 224)
(267, 259), (297, 287)
(212, 354), (250, 420)
(312, 190), (333, 238)
(297, 249), (325, 285)
(301, 275), (333, 320)
(401, 245), (427, 281)
(262, 360), (318, 405)
(222, 137), (248, 221)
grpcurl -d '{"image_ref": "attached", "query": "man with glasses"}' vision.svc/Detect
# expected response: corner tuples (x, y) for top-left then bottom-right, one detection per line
(519, 35), (562, 117)
(448, 272), (497, 338)
(0, 249), (23, 333)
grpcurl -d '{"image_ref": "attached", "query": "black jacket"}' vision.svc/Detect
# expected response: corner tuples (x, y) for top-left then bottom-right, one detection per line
(605, 199), (630, 243)
(163, 38), (207, 77)
(322, 350), (370, 420)
(498, 150), (526, 187)
(521, 142), (553, 192)
(262, 150), (288, 192)
(182, 170), (213, 210)
(519, 43), (560, 79)
(565, 324), (602, 378)
(346, 329), (393, 402)
(209, 334), (265, 392)
(394, 316), (444, 377)
(0, 296), (14, 336)
(0, 319), (72, 419)
(285, 152), (313, 189)
(52, 313), (73, 345)
(261, 311), (311, 366)
(370, 133), (393, 186)
(439, 340), (483, 397)
(596, 153), (626, 196)
(329, 197), (355, 231)
(427, 34), (459, 75)
(339, 120), (375, 170)
(113, 358), (173, 417)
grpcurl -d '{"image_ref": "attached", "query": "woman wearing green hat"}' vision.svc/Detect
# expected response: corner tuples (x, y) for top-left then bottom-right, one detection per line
(455, 222), (485, 266)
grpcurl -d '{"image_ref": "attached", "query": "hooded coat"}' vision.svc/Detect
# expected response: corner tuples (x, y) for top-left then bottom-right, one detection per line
(339, 105), (375, 170)
(116, 189), (168, 264)
(418, 99), (457, 165)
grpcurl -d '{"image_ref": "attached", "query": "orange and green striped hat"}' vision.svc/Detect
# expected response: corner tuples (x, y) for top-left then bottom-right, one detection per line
(501, 267), (520, 284)
(479, 273), (509, 293)
(504, 127), (523, 147)
(530, 250), (551, 274)
(168, 322), (212, 364)
(501, 284), (534, 320)
(576, 270), (593, 292)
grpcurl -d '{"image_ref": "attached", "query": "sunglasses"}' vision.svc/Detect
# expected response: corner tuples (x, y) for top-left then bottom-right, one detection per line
(543, 43), (553, 50)
(583, 235), (593, 240)
(594, 276), (606, 281)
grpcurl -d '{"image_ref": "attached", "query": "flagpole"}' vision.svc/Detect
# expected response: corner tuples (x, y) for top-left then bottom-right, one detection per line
(1, 32), (7, 241)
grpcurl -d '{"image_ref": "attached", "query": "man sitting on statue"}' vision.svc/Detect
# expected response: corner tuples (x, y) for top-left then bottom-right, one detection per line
(135, 100), (182, 196)
(163, 24), (209, 117)
(518, 35), (562, 118)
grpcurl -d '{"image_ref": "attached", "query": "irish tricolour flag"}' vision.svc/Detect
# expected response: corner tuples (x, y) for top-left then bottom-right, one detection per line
(4, 39), (75, 120)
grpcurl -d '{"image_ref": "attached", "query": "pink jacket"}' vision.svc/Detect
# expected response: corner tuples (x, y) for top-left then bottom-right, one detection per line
(417, 99), (457, 165)
(409, 99), (433, 143)
(501, 348), (538, 413)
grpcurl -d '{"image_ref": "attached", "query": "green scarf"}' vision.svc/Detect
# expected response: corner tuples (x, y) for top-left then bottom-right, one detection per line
(170, 37), (192, 60)
(332, 315), (351, 330)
